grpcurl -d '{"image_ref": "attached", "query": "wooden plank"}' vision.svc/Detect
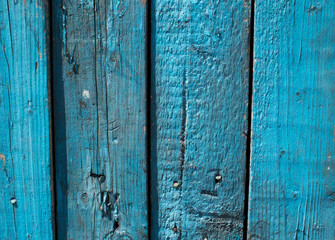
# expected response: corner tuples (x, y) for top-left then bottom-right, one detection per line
(248, 0), (335, 239)
(52, 0), (147, 239)
(151, 0), (251, 238)
(0, 0), (53, 239)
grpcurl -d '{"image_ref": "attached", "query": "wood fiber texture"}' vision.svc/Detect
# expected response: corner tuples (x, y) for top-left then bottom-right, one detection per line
(248, 0), (335, 239)
(52, 0), (147, 239)
(0, 0), (53, 239)
(151, 0), (251, 239)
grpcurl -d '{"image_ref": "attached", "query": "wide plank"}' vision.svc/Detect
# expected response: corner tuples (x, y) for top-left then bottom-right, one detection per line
(52, 0), (147, 238)
(0, 0), (53, 239)
(151, 0), (251, 238)
(248, 0), (335, 239)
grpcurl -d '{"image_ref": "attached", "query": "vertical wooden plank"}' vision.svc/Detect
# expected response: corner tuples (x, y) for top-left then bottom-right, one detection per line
(151, 0), (251, 238)
(0, 0), (53, 239)
(248, 0), (335, 239)
(52, 0), (147, 239)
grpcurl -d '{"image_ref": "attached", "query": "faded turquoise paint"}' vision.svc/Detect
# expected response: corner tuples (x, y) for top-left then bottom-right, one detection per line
(2, 0), (334, 239)
(52, 0), (147, 239)
(248, 0), (335, 239)
(151, 0), (251, 239)
(0, 0), (53, 239)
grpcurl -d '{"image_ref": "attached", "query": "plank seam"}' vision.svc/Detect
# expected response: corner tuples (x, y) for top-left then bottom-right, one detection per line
(243, 0), (255, 239)
(148, 0), (160, 238)
(48, 0), (58, 238)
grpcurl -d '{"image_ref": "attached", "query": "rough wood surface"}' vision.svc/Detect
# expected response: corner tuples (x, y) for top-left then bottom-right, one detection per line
(52, 0), (147, 239)
(0, 0), (53, 239)
(151, 0), (251, 238)
(248, 0), (335, 239)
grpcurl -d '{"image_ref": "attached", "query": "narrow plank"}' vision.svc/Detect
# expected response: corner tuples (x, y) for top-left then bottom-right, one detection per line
(248, 0), (335, 239)
(52, 0), (147, 239)
(0, 0), (53, 239)
(151, 0), (251, 238)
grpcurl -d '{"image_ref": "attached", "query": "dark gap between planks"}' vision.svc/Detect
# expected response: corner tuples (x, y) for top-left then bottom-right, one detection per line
(47, 0), (58, 238)
(243, 0), (255, 239)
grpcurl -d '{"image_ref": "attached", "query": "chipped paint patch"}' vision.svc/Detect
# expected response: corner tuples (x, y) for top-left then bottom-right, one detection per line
(0, 154), (5, 164)
(82, 90), (90, 99)
(307, 4), (321, 15)
(37, 45), (41, 60)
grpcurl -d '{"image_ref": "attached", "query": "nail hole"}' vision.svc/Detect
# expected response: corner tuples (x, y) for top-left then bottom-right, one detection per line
(113, 221), (119, 230)
(81, 193), (88, 202)
(173, 181), (180, 188)
(10, 197), (17, 205)
(98, 175), (106, 183)
(215, 174), (222, 183)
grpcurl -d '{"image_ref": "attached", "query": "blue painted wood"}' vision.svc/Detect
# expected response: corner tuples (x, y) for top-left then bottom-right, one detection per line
(248, 0), (335, 239)
(52, 0), (147, 239)
(0, 0), (54, 239)
(151, 0), (251, 238)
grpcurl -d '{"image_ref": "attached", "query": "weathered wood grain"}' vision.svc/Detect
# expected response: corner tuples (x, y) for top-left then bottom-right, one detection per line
(52, 0), (147, 239)
(151, 0), (251, 238)
(0, 0), (53, 239)
(248, 0), (335, 239)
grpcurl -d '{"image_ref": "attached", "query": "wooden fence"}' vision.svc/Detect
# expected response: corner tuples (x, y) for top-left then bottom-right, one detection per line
(0, 0), (334, 239)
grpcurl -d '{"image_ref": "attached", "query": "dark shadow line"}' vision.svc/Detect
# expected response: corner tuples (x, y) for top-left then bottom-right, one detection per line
(50, 0), (68, 239)
(147, 0), (159, 239)
(46, 0), (57, 238)
(243, 0), (255, 239)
